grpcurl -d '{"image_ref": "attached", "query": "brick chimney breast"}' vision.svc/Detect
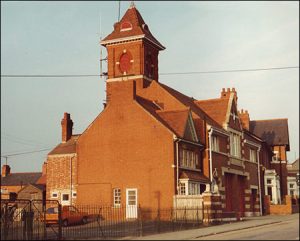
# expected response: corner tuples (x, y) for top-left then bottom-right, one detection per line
(2, 165), (11, 177)
(61, 112), (73, 143)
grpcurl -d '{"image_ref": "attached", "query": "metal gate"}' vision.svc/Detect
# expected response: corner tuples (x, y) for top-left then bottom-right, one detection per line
(1, 199), (61, 240)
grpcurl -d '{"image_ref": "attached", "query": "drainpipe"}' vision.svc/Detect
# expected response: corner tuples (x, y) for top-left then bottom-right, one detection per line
(70, 154), (75, 206)
(257, 147), (262, 216)
(174, 138), (181, 209)
(176, 140), (179, 196)
(208, 129), (213, 186)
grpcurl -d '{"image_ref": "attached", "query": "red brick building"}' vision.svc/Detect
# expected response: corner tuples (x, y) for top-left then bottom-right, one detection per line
(45, 113), (79, 206)
(1, 164), (46, 200)
(250, 119), (290, 204)
(45, 3), (290, 218)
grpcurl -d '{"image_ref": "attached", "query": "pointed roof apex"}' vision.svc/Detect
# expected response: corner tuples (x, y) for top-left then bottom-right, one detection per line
(101, 3), (165, 50)
(129, 1), (136, 9)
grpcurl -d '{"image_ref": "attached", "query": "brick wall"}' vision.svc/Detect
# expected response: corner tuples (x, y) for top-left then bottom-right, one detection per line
(264, 195), (299, 215)
(77, 80), (176, 209)
(46, 154), (77, 205)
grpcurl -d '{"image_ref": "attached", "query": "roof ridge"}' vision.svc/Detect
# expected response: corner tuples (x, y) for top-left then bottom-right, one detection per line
(158, 83), (222, 128)
(195, 98), (222, 103)
(156, 108), (190, 114)
(251, 118), (288, 122)
(9, 172), (42, 174)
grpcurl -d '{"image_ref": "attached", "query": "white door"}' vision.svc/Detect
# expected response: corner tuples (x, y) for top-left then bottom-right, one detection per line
(61, 193), (71, 206)
(126, 189), (138, 219)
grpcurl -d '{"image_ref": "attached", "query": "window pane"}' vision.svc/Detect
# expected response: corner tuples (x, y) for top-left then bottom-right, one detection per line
(62, 194), (69, 201)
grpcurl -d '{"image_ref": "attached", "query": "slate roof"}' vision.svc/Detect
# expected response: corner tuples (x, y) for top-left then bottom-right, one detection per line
(287, 159), (299, 172)
(249, 119), (290, 150)
(101, 4), (165, 50)
(48, 134), (80, 155)
(1, 172), (42, 186)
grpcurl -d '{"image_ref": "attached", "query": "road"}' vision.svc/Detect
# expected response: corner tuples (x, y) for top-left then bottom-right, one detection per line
(194, 215), (299, 240)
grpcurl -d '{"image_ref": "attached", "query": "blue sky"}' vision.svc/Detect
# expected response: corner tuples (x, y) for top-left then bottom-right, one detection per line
(1, 1), (299, 172)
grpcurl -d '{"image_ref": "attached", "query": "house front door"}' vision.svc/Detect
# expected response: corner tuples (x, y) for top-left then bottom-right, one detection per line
(126, 189), (138, 219)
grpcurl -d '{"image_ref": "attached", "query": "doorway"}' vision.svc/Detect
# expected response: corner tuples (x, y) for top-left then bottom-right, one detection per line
(61, 192), (70, 206)
(126, 189), (138, 219)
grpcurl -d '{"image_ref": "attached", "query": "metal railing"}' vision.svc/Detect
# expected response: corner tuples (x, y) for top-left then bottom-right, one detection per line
(1, 200), (214, 240)
(61, 205), (205, 240)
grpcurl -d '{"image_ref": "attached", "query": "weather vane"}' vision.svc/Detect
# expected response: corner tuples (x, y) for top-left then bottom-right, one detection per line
(130, 1), (135, 8)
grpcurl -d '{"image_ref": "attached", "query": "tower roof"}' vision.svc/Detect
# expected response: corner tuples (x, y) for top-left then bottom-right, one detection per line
(101, 4), (165, 50)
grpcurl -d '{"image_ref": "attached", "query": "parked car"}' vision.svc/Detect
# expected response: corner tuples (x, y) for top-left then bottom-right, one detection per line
(41, 205), (88, 227)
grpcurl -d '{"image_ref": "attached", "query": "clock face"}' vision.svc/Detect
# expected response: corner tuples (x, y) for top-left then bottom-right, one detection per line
(119, 52), (132, 74)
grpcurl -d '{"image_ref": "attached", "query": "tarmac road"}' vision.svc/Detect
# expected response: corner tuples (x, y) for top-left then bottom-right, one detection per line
(194, 215), (299, 240)
(132, 214), (299, 240)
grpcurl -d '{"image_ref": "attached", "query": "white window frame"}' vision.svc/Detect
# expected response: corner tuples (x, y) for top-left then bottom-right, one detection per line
(180, 149), (198, 169)
(113, 188), (121, 207)
(249, 148), (257, 162)
(188, 182), (201, 195)
(51, 192), (58, 198)
(212, 135), (219, 152)
(179, 181), (187, 195)
(230, 132), (241, 158)
(179, 180), (202, 196)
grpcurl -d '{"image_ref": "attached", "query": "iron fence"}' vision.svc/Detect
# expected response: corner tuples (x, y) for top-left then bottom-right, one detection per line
(61, 205), (205, 240)
(1, 199), (60, 240)
(1, 200), (210, 240)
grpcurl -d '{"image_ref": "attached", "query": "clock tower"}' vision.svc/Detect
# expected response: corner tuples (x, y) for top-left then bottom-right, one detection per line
(101, 3), (165, 103)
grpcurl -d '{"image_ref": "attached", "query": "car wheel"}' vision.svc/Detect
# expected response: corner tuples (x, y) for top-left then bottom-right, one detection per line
(82, 216), (88, 224)
(63, 219), (68, 227)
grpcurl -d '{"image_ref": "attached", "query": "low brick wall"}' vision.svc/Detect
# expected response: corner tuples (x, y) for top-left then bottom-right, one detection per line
(264, 195), (299, 215)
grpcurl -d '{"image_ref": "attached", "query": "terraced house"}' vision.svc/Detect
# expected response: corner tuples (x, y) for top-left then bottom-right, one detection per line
(45, 3), (290, 218)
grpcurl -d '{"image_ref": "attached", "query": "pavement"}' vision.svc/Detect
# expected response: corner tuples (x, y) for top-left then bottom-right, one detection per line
(128, 213), (299, 240)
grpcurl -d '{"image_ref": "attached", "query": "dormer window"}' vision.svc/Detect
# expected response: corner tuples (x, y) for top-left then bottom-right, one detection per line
(120, 21), (132, 32)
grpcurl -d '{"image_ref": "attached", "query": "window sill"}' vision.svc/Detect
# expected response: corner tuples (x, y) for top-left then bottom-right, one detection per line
(179, 167), (202, 172)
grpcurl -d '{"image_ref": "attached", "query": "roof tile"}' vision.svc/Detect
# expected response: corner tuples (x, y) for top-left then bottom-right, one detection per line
(249, 119), (290, 149)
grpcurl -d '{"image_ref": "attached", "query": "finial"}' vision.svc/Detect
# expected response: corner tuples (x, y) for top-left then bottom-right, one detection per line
(130, 1), (135, 8)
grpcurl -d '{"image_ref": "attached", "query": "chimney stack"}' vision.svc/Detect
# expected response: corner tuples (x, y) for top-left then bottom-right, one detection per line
(238, 109), (250, 131)
(220, 87), (238, 103)
(61, 112), (73, 143)
(42, 162), (47, 175)
(2, 165), (11, 177)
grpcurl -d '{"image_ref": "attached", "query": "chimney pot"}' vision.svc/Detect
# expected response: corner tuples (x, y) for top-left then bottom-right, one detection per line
(227, 88), (230, 92)
(42, 162), (47, 175)
(2, 165), (11, 177)
(61, 113), (73, 143)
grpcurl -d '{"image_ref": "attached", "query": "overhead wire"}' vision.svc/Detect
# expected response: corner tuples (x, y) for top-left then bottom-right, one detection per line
(1, 66), (299, 78)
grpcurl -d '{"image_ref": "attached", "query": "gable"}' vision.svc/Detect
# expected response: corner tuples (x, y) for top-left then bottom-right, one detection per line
(225, 95), (243, 131)
(183, 112), (199, 142)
